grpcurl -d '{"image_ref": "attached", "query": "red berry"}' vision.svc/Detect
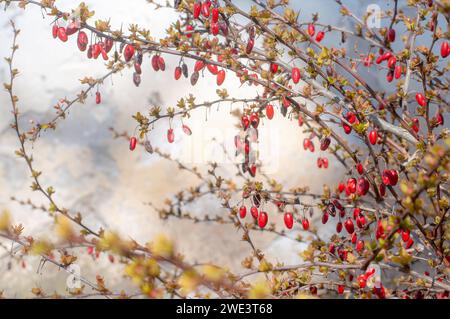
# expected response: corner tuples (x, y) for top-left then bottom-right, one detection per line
(193, 2), (201, 19)
(411, 117), (420, 133)
(77, 31), (88, 52)
(241, 115), (250, 130)
(265, 104), (274, 120)
(336, 222), (343, 233)
(95, 92), (101, 104)
(344, 218), (355, 234)
(307, 24), (315, 37)
(101, 49), (108, 61)
(317, 158), (323, 168)
(415, 93), (427, 107)
(363, 55), (372, 67)
(211, 7), (219, 23)
(322, 212), (329, 224)
(129, 137), (137, 151)
(158, 56), (166, 71)
(239, 206), (247, 218)
(303, 138), (311, 151)
(387, 56), (397, 69)
(167, 129), (174, 143)
(87, 45), (93, 59)
(394, 65), (402, 79)
(250, 206), (259, 219)
(174, 66), (182, 80)
(182, 124), (192, 136)
(320, 137), (331, 151)
(368, 130), (378, 145)
(357, 178), (370, 196)
(356, 240), (364, 253)
(347, 178), (357, 194)
(401, 230), (410, 242)
(258, 211), (268, 228)
(405, 237), (414, 249)
(315, 31), (325, 42)
(291, 67), (301, 84)
(216, 69), (225, 86)
(284, 212), (294, 229)
(92, 44), (101, 59)
(151, 55), (160, 71)
(185, 24), (194, 38)
(57, 27), (68, 42)
(384, 67), (395, 83)
(342, 122), (352, 134)
(207, 64), (218, 75)
(104, 38), (113, 53)
(211, 22), (219, 36)
(302, 218), (310, 231)
(387, 28), (396, 42)
(329, 243), (335, 254)
(270, 63), (278, 73)
(250, 112), (259, 129)
(52, 24), (58, 38)
(194, 60), (205, 72)
(124, 44), (135, 62)
(337, 285), (344, 295)
(351, 232), (357, 244)
(322, 157), (329, 169)
(246, 38), (254, 55)
(441, 41), (449, 58)
(435, 112), (444, 126)
(338, 182), (345, 193)
(356, 163), (364, 175)
(201, 2), (210, 17)
(66, 22), (78, 36)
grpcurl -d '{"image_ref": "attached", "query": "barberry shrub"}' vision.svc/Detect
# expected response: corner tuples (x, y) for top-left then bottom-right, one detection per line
(0, 0), (449, 299)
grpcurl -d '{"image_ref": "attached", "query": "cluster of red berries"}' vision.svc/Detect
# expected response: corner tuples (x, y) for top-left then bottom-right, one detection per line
(307, 24), (325, 43)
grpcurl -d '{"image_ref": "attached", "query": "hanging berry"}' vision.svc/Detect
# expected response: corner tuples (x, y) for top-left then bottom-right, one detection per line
(57, 27), (68, 42)
(344, 218), (355, 234)
(415, 93), (427, 107)
(174, 66), (182, 80)
(52, 24), (58, 39)
(158, 56), (166, 71)
(77, 31), (88, 52)
(368, 130), (378, 145)
(151, 55), (160, 71)
(239, 206), (247, 218)
(291, 67), (301, 84)
(193, 2), (201, 19)
(211, 7), (219, 23)
(258, 211), (268, 228)
(441, 41), (449, 58)
(95, 92), (101, 105)
(207, 64), (218, 75)
(265, 104), (274, 120)
(315, 31), (325, 42)
(216, 70), (225, 86)
(270, 63), (278, 73)
(307, 24), (315, 37)
(124, 44), (135, 62)
(167, 129), (175, 143)
(387, 28), (396, 42)
(182, 124), (192, 136)
(284, 212), (293, 229)
(302, 218), (310, 231)
(129, 137), (137, 151)
(250, 206), (259, 219)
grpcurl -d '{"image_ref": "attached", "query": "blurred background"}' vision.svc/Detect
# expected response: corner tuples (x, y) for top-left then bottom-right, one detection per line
(0, 0), (414, 297)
